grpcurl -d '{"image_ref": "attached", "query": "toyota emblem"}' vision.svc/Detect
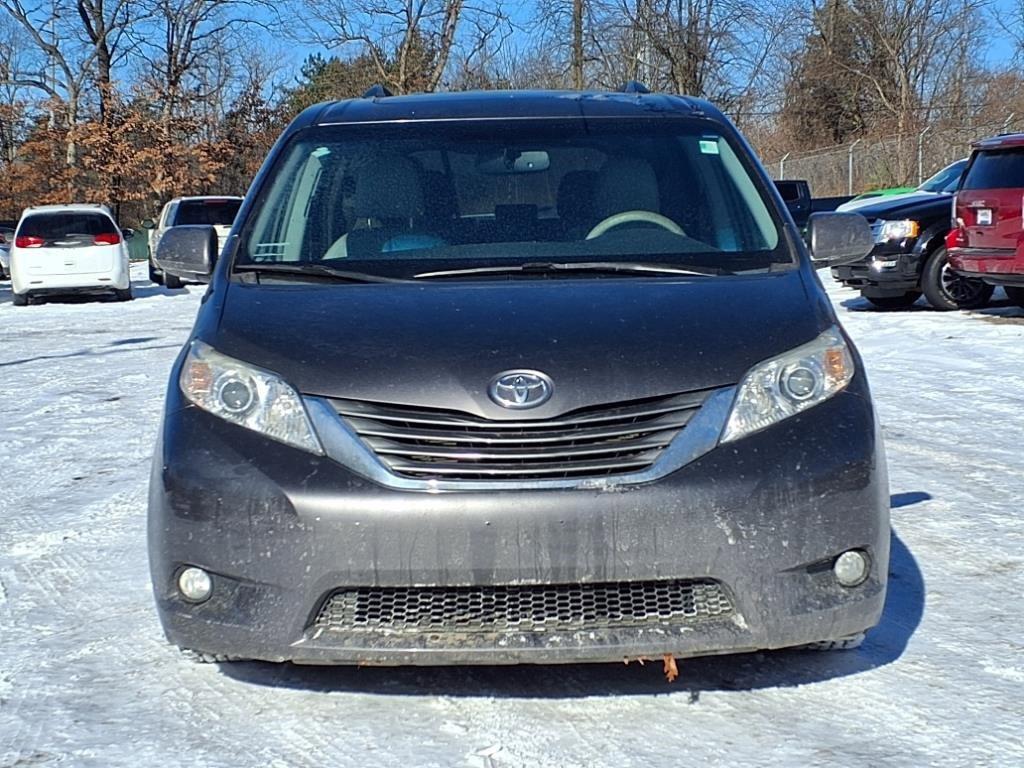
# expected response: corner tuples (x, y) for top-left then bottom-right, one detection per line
(488, 370), (554, 409)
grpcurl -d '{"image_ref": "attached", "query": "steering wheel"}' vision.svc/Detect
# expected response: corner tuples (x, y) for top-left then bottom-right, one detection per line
(585, 210), (685, 240)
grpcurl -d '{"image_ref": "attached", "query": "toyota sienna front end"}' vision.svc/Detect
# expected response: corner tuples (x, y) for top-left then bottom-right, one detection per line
(148, 88), (888, 665)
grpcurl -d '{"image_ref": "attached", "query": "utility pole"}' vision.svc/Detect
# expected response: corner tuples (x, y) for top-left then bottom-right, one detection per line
(572, 0), (584, 90)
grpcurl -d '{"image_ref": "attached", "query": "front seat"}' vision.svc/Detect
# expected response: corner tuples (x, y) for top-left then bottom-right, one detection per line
(325, 154), (433, 259)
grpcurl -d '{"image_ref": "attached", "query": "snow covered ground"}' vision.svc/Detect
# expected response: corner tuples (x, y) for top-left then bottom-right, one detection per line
(1, 264), (1022, 767)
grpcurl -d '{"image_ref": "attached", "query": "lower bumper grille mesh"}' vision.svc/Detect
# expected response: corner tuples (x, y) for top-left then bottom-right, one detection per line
(313, 579), (733, 634)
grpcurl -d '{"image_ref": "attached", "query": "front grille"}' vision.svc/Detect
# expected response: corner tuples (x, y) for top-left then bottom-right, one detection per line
(330, 390), (710, 481)
(313, 580), (734, 634)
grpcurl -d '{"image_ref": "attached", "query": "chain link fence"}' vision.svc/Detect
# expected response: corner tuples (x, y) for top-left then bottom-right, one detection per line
(768, 116), (1020, 196)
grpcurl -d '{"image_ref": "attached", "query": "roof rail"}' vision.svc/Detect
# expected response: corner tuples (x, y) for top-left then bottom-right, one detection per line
(362, 84), (393, 99)
(620, 81), (650, 94)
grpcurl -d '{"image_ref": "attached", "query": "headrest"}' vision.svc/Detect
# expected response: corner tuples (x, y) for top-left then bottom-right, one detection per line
(592, 156), (660, 220)
(353, 154), (425, 220)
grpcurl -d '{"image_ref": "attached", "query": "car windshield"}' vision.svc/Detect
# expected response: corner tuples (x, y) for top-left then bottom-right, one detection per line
(176, 199), (241, 226)
(919, 160), (967, 193)
(239, 119), (787, 277)
(962, 149), (1024, 190)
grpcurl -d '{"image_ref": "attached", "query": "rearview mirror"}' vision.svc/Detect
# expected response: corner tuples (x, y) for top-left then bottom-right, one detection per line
(156, 225), (218, 282)
(122, 228), (135, 240)
(476, 150), (550, 175)
(141, 218), (156, 229)
(807, 212), (873, 268)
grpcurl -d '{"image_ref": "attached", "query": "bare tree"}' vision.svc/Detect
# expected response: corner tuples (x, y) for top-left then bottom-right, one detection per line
(133, 0), (263, 123)
(75, 0), (143, 122)
(1007, 1), (1024, 60)
(296, 0), (512, 93)
(0, 0), (135, 170)
(820, 0), (989, 135)
(0, 14), (30, 163)
(601, 0), (793, 110)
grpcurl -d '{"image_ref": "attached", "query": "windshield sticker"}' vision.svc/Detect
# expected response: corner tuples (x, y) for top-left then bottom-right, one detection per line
(699, 139), (720, 155)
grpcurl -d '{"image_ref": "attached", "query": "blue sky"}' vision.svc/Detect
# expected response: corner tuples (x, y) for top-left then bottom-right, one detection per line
(267, 0), (1021, 89)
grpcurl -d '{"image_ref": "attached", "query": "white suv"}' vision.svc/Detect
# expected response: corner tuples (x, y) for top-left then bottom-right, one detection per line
(9, 204), (132, 306)
(144, 196), (242, 288)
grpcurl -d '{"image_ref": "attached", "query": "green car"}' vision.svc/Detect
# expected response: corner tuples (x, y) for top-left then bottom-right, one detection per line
(849, 158), (967, 203)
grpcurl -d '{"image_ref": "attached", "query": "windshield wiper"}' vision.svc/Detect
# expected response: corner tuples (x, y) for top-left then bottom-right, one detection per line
(414, 261), (727, 280)
(234, 263), (409, 284)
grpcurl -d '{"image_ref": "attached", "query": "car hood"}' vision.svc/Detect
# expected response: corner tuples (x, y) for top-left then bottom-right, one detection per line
(211, 270), (825, 419)
(838, 191), (949, 217)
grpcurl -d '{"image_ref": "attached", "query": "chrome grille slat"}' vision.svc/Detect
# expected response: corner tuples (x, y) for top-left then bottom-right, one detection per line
(330, 390), (711, 481)
(334, 391), (707, 429)
(347, 411), (693, 445)
(313, 579), (734, 633)
(386, 451), (664, 477)
(366, 434), (674, 461)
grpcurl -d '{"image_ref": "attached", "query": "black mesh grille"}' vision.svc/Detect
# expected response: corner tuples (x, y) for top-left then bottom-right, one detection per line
(330, 390), (710, 481)
(313, 580), (733, 634)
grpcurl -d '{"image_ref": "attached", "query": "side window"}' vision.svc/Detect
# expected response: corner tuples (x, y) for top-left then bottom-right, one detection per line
(161, 203), (177, 228)
(248, 147), (331, 261)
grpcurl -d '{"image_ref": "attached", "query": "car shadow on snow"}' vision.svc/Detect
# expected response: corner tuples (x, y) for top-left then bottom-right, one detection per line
(131, 279), (193, 300)
(840, 294), (932, 313)
(839, 287), (1023, 317)
(218, 496), (927, 699)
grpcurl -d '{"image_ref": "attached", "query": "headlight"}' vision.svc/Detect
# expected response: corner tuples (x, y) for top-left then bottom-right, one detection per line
(874, 219), (920, 243)
(721, 327), (855, 444)
(180, 341), (323, 454)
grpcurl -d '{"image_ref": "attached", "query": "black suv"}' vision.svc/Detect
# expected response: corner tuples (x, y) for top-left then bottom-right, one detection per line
(148, 87), (887, 666)
(831, 186), (991, 310)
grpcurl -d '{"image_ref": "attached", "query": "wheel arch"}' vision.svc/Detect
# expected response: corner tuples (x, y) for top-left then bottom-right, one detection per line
(911, 220), (953, 274)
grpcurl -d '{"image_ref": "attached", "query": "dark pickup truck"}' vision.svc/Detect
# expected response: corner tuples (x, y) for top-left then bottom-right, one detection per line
(774, 180), (852, 230)
(829, 192), (992, 310)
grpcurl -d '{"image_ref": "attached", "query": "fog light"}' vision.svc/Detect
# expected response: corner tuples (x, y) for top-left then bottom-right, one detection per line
(871, 260), (899, 271)
(833, 550), (869, 587)
(178, 566), (213, 602)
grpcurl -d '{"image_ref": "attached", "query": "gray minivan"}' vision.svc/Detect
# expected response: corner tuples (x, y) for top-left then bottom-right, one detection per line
(148, 87), (886, 665)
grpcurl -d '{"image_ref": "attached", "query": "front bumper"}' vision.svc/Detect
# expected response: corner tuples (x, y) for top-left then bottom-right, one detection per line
(831, 244), (918, 296)
(148, 377), (889, 665)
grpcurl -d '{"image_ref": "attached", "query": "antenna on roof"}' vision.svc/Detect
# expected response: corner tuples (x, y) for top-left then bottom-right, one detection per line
(620, 81), (650, 94)
(362, 84), (393, 99)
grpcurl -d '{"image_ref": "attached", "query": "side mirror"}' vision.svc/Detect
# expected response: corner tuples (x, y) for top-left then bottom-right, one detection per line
(807, 212), (874, 268)
(122, 228), (135, 240)
(141, 218), (156, 229)
(156, 225), (218, 282)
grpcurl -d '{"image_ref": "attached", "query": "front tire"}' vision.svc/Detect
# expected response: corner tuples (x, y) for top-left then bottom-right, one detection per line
(921, 246), (993, 310)
(164, 273), (183, 289)
(148, 258), (164, 285)
(114, 287), (133, 302)
(12, 291), (28, 307)
(865, 291), (921, 310)
(1005, 286), (1024, 308)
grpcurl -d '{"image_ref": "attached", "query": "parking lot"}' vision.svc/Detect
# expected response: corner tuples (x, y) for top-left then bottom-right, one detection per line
(1, 265), (1022, 768)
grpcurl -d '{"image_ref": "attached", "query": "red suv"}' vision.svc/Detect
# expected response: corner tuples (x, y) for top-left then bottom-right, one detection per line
(948, 133), (1024, 307)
